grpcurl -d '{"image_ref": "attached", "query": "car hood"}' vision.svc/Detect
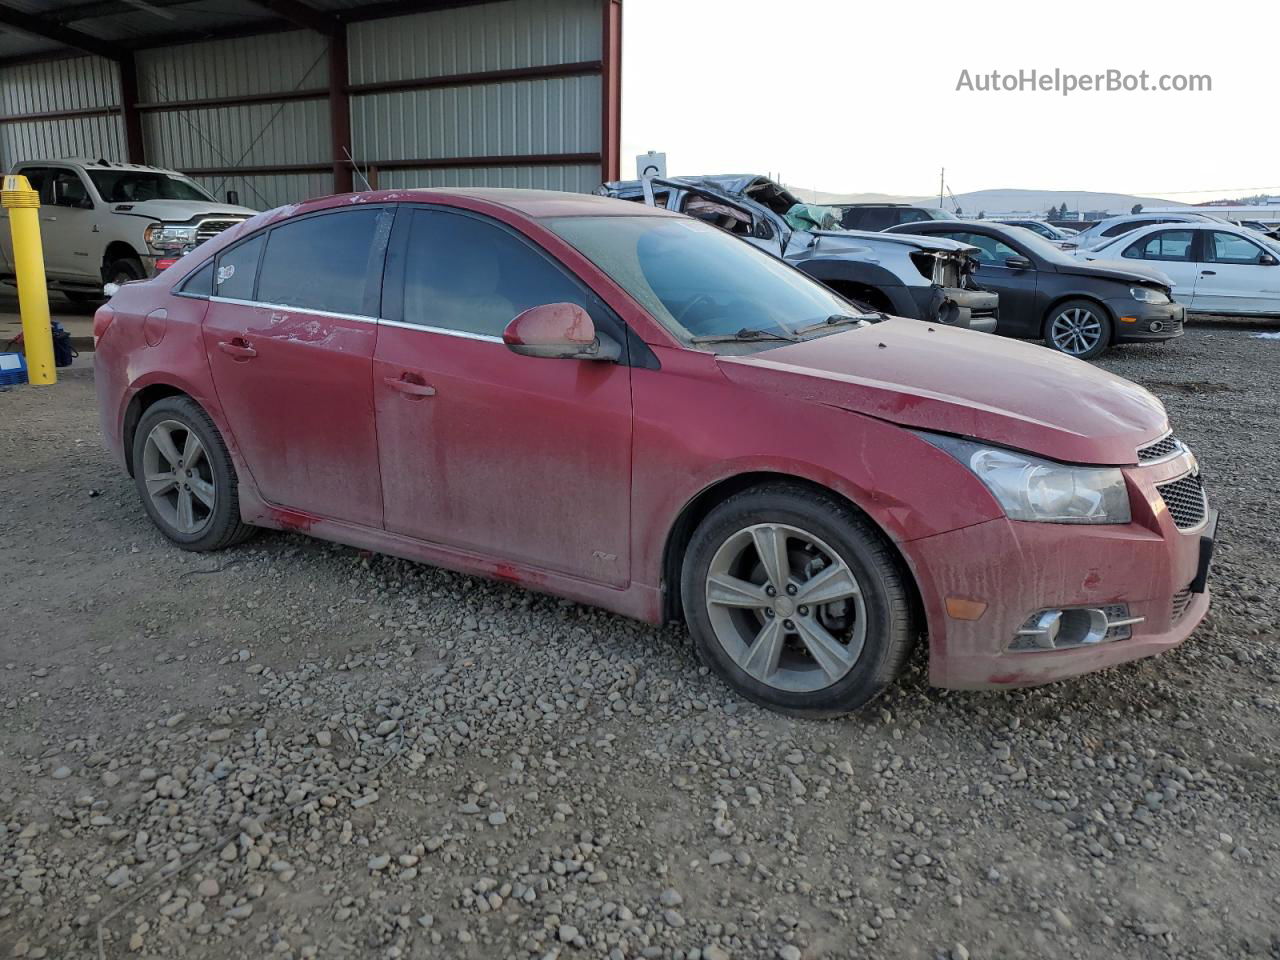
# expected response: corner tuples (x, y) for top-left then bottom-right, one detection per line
(109, 200), (259, 222)
(1059, 256), (1174, 287)
(716, 319), (1167, 465)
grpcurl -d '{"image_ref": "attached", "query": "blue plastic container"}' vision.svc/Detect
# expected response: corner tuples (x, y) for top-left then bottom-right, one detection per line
(0, 351), (28, 386)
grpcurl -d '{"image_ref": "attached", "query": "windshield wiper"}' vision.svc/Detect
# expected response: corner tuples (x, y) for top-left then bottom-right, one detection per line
(795, 313), (872, 335)
(689, 328), (800, 344)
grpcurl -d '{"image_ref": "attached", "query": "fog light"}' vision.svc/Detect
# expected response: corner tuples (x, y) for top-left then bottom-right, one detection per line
(1149, 320), (1164, 333)
(1009, 605), (1143, 652)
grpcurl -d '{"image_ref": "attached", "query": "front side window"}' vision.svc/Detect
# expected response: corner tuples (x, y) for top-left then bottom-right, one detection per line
(1205, 231), (1267, 264)
(215, 234), (265, 301)
(946, 232), (1020, 264)
(546, 215), (868, 349)
(397, 209), (605, 338)
(50, 169), (92, 208)
(256, 208), (384, 315)
(1124, 230), (1193, 262)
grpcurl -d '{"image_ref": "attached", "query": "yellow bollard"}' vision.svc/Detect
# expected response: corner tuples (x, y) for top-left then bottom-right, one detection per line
(2, 174), (56, 385)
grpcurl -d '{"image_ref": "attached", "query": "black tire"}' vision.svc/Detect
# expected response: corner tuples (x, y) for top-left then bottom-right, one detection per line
(1043, 298), (1112, 360)
(131, 396), (256, 551)
(64, 290), (104, 305)
(105, 257), (145, 287)
(681, 483), (914, 718)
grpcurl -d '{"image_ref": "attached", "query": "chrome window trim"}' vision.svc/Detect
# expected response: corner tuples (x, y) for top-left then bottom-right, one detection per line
(209, 295), (378, 325)
(376, 317), (504, 343)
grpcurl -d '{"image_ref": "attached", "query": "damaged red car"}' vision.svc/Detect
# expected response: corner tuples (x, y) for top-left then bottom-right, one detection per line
(94, 189), (1216, 716)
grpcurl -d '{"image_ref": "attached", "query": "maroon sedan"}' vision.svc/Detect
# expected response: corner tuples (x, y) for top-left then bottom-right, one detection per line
(94, 189), (1215, 716)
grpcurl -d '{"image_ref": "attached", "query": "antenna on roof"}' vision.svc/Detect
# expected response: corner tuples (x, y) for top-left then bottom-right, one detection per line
(343, 147), (372, 192)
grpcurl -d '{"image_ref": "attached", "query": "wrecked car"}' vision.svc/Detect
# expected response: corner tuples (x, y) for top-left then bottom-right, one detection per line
(599, 174), (997, 330)
(598, 175), (999, 332)
(96, 188), (1212, 717)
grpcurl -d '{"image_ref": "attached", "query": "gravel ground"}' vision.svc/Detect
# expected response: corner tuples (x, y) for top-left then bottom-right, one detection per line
(1, 327), (1278, 960)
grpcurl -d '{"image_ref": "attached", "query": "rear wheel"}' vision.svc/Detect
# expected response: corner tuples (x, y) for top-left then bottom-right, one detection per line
(1044, 299), (1112, 359)
(105, 257), (145, 288)
(131, 396), (256, 551)
(681, 484), (914, 717)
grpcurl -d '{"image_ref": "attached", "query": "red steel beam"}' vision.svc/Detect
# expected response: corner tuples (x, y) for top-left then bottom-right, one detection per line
(600, 0), (622, 182)
(180, 154), (602, 178)
(346, 60), (602, 96)
(329, 23), (353, 193)
(118, 53), (145, 163)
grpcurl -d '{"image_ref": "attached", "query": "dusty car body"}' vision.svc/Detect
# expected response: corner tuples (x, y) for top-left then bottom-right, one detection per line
(598, 175), (999, 332)
(94, 188), (1213, 716)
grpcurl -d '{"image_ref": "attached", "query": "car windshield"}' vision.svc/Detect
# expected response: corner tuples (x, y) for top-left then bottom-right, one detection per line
(87, 170), (214, 203)
(1000, 226), (1080, 264)
(545, 215), (872, 350)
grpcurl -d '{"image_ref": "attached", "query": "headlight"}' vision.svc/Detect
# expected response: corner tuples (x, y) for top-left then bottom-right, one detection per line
(144, 224), (197, 252)
(924, 434), (1131, 524)
(1130, 286), (1169, 304)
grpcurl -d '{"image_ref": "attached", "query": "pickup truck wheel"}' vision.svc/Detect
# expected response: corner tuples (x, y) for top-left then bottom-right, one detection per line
(1044, 299), (1112, 360)
(105, 257), (145, 287)
(64, 291), (103, 305)
(681, 484), (914, 717)
(131, 396), (256, 552)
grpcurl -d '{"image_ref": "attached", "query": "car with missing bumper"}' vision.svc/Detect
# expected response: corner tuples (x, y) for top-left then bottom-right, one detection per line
(94, 188), (1214, 716)
(0, 158), (256, 301)
(599, 175), (999, 332)
(883, 219), (1186, 359)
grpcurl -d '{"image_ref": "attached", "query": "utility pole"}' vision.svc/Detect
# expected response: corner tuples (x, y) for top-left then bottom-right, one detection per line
(939, 167), (945, 207)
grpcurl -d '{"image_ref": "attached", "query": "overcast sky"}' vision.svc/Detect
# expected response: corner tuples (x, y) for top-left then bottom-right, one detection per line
(620, 0), (1277, 202)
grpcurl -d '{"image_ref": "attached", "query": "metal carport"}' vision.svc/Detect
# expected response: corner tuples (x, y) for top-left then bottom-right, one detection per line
(0, 0), (622, 209)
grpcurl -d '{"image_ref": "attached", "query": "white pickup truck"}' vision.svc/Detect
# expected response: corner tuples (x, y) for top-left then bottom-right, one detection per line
(0, 158), (257, 302)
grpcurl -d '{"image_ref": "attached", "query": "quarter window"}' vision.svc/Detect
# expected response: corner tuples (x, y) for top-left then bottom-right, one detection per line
(1103, 219), (1158, 237)
(256, 208), (384, 315)
(396, 209), (608, 339)
(214, 233), (265, 301)
(177, 260), (214, 298)
(1205, 231), (1267, 264)
(1124, 230), (1193, 262)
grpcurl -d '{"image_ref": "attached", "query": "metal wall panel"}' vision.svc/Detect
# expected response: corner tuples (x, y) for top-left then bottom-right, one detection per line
(0, 114), (123, 168)
(136, 31), (328, 104)
(376, 163), (602, 194)
(353, 75), (600, 162)
(0, 56), (118, 113)
(144, 100), (331, 172)
(349, 0), (601, 85)
(191, 172), (332, 211)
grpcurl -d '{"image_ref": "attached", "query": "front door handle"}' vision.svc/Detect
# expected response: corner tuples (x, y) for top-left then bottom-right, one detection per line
(384, 375), (436, 399)
(1200, 270), (1216, 276)
(217, 338), (257, 360)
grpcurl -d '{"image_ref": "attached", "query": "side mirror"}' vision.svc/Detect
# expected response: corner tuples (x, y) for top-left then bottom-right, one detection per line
(503, 303), (621, 362)
(1004, 255), (1033, 270)
(1259, 253), (1278, 266)
(226, 190), (239, 205)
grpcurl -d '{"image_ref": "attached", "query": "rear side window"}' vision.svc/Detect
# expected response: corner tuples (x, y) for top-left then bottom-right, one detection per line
(177, 260), (214, 297)
(1103, 219), (1156, 237)
(215, 233), (265, 300)
(897, 209), (929, 224)
(1123, 230), (1193, 262)
(256, 208), (384, 315)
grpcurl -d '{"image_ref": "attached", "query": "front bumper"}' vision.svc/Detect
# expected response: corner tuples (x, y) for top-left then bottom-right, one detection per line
(902, 459), (1213, 689)
(908, 284), (1000, 332)
(1105, 298), (1185, 343)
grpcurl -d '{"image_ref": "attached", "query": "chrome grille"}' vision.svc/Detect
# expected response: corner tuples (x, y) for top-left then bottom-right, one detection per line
(1171, 587), (1193, 623)
(1155, 473), (1208, 530)
(1138, 433), (1182, 462)
(195, 218), (244, 244)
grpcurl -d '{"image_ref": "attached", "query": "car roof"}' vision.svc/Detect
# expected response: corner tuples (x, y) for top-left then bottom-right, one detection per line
(286, 187), (679, 221)
(17, 158), (180, 174)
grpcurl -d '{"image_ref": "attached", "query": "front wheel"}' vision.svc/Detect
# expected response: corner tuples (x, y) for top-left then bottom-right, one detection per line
(131, 396), (256, 551)
(681, 485), (915, 717)
(1044, 299), (1112, 359)
(105, 257), (145, 288)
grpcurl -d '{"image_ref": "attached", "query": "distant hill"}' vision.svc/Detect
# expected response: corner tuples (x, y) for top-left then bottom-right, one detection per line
(786, 186), (1190, 217)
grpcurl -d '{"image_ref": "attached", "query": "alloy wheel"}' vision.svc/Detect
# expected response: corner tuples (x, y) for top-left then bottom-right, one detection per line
(1050, 307), (1103, 355)
(704, 523), (867, 693)
(142, 419), (215, 534)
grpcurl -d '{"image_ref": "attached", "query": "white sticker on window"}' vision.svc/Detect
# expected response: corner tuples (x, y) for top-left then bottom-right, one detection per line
(216, 263), (235, 284)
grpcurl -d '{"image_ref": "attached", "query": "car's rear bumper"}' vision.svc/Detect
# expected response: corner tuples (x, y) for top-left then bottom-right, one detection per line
(1105, 298), (1185, 343)
(901, 464), (1214, 689)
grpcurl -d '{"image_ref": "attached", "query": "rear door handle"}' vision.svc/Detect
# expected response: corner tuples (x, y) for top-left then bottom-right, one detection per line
(384, 375), (436, 398)
(217, 338), (257, 360)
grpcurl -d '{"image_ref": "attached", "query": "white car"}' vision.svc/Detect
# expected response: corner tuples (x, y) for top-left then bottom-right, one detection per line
(0, 158), (257, 302)
(1076, 221), (1280, 315)
(1064, 212), (1223, 252)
